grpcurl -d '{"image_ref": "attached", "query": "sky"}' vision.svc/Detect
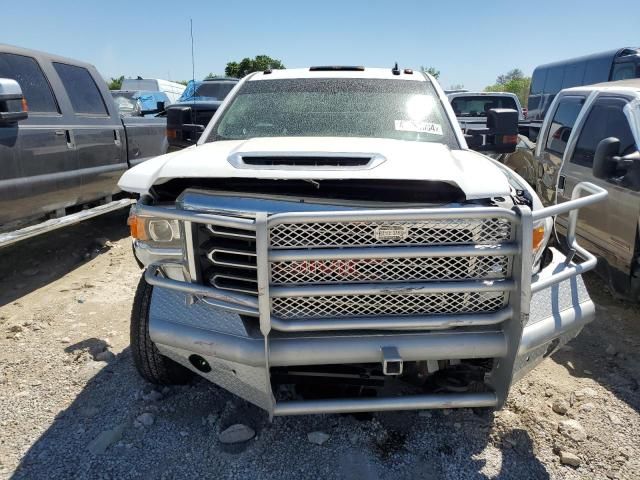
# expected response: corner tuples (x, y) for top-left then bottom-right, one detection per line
(3, 0), (639, 91)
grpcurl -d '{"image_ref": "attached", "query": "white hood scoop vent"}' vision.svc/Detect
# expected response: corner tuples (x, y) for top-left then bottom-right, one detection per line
(228, 151), (386, 170)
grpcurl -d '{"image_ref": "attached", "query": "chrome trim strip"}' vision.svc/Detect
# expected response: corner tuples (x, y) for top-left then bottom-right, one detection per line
(207, 224), (256, 240)
(268, 207), (519, 227)
(137, 203), (257, 230)
(183, 221), (198, 281)
(273, 392), (498, 416)
(269, 243), (519, 262)
(270, 307), (513, 332)
(270, 279), (515, 298)
(0, 199), (134, 248)
(207, 248), (257, 270)
(145, 264), (259, 312)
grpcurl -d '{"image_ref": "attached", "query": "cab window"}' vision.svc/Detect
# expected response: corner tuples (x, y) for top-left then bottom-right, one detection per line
(544, 96), (585, 156)
(53, 62), (108, 115)
(0, 53), (59, 113)
(570, 97), (636, 169)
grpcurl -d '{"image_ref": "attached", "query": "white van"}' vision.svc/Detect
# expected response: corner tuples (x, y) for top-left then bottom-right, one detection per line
(121, 78), (186, 104)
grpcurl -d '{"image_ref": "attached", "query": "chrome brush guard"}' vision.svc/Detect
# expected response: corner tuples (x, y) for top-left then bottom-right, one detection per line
(138, 182), (606, 416)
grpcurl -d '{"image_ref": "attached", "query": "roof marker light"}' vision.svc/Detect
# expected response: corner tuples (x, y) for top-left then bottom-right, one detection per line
(309, 66), (365, 71)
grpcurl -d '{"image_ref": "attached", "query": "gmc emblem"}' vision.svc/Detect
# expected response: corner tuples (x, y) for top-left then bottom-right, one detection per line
(373, 225), (409, 241)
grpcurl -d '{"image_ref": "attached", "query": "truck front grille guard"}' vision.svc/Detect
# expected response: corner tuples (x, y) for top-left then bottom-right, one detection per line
(141, 181), (607, 415)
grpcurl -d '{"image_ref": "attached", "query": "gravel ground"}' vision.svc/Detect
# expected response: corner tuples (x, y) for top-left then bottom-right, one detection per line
(0, 210), (639, 479)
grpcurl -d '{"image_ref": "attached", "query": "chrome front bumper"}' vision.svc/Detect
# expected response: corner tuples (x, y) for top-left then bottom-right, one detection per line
(137, 182), (607, 416)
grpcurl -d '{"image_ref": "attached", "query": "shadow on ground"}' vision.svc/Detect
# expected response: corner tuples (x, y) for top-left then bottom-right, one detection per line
(551, 272), (640, 413)
(12, 347), (550, 480)
(0, 210), (130, 306)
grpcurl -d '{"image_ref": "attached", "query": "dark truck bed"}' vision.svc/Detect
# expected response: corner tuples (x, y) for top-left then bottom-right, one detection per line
(0, 44), (167, 238)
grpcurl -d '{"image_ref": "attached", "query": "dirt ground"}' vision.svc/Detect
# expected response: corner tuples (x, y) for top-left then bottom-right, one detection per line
(0, 210), (639, 479)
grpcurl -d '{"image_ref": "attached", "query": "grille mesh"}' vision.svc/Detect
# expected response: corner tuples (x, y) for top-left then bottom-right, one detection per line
(269, 218), (512, 249)
(272, 291), (508, 319)
(270, 255), (509, 285)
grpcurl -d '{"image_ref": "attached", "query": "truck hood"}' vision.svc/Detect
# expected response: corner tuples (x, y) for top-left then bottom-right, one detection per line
(118, 137), (511, 200)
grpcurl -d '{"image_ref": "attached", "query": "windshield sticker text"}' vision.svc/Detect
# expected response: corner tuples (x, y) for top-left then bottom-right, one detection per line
(394, 120), (443, 135)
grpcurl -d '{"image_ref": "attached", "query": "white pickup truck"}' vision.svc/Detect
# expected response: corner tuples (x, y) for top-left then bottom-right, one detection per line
(118, 66), (605, 417)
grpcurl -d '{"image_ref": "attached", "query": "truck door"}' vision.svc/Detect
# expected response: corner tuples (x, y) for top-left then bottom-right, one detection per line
(51, 62), (126, 205)
(559, 96), (640, 273)
(535, 96), (585, 205)
(0, 52), (74, 226)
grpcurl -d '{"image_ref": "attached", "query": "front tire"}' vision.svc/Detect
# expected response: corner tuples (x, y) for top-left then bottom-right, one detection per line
(130, 275), (193, 385)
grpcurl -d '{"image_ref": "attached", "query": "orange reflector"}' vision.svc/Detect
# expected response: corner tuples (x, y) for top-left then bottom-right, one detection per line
(532, 225), (545, 252)
(503, 134), (518, 144)
(166, 128), (177, 139)
(21, 97), (28, 112)
(128, 214), (147, 240)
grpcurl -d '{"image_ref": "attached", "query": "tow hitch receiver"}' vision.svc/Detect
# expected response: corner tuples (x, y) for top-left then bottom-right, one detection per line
(381, 346), (403, 375)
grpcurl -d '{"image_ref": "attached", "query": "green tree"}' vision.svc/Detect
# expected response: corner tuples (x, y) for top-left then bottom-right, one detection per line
(204, 72), (217, 80)
(420, 66), (440, 79)
(225, 55), (285, 78)
(176, 80), (189, 86)
(484, 69), (531, 107)
(496, 68), (524, 85)
(108, 75), (124, 90)
(448, 83), (465, 91)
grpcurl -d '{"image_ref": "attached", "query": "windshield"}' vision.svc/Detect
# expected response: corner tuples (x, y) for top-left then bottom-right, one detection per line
(179, 81), (236, 102)
(208, 78), (457, 146)
(450, 95), (518, 117)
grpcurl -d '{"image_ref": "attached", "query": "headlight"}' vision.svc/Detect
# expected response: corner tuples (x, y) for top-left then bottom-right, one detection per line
(128, 214), (181, 245)
(148, 219), (181, 242)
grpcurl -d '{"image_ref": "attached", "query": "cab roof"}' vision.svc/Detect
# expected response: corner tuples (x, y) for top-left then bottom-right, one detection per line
(247, 67), (428, 82)
(563, 78), (640, 94)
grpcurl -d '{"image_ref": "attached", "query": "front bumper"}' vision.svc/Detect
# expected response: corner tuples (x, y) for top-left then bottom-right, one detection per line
(148, 247), (594, 415)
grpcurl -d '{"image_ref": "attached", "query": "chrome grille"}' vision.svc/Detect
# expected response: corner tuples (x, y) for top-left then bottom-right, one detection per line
(270, 255), (509, 285)
(199, 223), (258, 295)
(272, 291), (508, 319)
(269, 218), (512, 249)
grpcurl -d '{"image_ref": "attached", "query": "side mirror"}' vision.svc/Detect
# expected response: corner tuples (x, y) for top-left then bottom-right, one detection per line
(593, 137), (640, 183)
(0, 78), (28, 125)
(593, 137), (620, 179)
(166, 106), (205, 148)
(466, 108), (518, 154)
(486, 108), (518, 153)
(156, 101), (166, 112)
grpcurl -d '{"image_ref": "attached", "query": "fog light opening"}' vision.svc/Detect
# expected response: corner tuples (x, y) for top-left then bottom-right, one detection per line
(189, 354), (211, 373)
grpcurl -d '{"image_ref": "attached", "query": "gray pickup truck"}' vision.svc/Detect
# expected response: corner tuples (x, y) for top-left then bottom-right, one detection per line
(502, 80), (640, 300)
(0, 44), (168, 247)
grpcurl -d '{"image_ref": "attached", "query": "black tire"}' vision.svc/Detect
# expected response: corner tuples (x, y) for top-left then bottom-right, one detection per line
(130, 275), (194, 385)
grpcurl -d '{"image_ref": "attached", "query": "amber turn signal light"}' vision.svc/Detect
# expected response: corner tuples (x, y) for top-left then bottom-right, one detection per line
(532, 225), (545, 252)
(127, 214), (148, 241)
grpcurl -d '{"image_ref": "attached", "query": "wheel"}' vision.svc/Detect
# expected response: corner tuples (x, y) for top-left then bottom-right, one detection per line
(130, 275), (194, 384)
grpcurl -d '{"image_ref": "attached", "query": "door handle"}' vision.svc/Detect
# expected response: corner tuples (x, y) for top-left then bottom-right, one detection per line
(113, 130), (122, 147)
(54, 130), (65, 136)
(558, 175), (566, 194)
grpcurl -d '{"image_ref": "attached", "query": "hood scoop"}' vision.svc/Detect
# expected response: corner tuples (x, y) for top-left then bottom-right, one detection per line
(228, 151), (386, 170)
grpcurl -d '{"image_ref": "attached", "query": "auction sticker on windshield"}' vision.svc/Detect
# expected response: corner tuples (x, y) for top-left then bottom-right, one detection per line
(394, 120), (443, 135)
